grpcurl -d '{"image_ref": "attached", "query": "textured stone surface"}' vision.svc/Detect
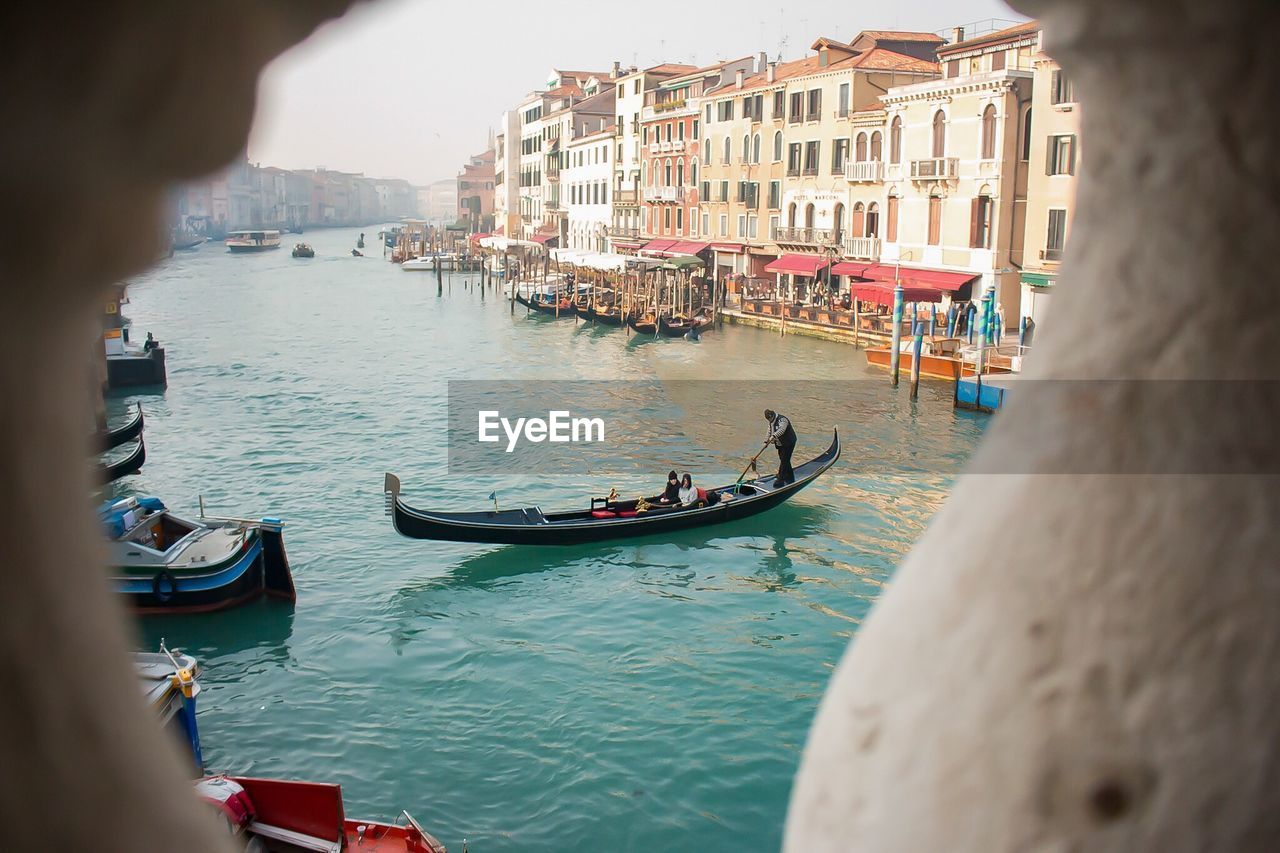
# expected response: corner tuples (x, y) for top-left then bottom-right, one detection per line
(786, 1), (1280, 849)
(0, 3), (352, 850)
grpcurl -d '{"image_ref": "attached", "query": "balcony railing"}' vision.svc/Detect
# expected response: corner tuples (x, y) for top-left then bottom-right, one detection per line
(614, 188), (638, 205)
(642, 186), (686, 203)
(612, 226), (641, 239)
(641, 102), (698, 121)
(774, 226), (843, 246)
(648, 142), (662, 155)
(843, 236), (882, 260)
(844, 160), (884, 182)
(910, 157), (960, 180)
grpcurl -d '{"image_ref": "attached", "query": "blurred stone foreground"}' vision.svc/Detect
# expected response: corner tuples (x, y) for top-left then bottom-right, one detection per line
(0, 4), (351, 851)
(0, 0), (1277, 851)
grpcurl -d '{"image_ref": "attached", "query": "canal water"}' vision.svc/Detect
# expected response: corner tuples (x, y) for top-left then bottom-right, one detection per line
(116, 228), (985, 852)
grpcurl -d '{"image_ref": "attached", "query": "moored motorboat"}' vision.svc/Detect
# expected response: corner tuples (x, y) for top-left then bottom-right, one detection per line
(135, 642), (204, 774)
(385, 428), (840, 545)
(102, 496), (296, 613)
(291, 243), (315, 258)
(225, 230), (282, 252)
(864, 345), (1013, 380)
(196, 776), (447, 853)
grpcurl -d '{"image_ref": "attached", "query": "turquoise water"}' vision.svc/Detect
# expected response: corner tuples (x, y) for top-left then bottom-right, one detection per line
(117, 228), (984, 852)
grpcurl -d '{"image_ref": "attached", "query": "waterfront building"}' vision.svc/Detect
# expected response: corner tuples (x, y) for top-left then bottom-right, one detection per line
(700, 33), (940, 289)
(640, 56), (757, 245)
(609, 63), (694, 252)
(493, 110), (520, 237)
(876, 22), (1041, 316)
(1018, 33), (1079, 329)
(457, 148), (496, 234)
(564, 118), (616, 252)
(542, 79), (615, 247)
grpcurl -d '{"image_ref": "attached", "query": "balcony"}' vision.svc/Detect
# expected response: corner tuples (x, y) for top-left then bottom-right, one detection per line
(614, 188), (638, 205)
(612, 226), (641, 239)
(641, 101), (698, 121)
(843, 236), (882, 260)
(642, 186), (686, 203)
(774, 226), (843, 246)
(910, 157), (960, 181)
(844, 160), (884, 182)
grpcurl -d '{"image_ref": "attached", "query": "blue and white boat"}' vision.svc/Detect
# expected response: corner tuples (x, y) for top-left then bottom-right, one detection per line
(135, 643), (204, 774)
(102, 497), (295, 614)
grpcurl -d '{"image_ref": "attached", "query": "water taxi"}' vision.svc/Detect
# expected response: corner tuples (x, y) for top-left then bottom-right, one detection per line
(225, 230), (282, 252)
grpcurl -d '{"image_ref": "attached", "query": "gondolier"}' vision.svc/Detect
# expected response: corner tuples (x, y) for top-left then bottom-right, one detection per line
(764, 409), (797, 487)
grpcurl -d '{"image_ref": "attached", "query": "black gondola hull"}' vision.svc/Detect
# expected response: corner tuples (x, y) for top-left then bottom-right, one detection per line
(515, 291), (578, 317)
(626, 315), (658, 335)
(98, 405), (144, 452)
(101, 438), (145, 484)
(387, 430), (840, 545)
(658, 316), (712, 338)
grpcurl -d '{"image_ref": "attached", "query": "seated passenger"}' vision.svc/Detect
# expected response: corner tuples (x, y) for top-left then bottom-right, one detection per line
(660, 470), (680, 503)
(677, 473), (702, 507)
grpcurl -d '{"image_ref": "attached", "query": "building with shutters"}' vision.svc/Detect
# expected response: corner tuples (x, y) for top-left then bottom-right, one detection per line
(1018, 37), (1080, 330)
(564, 118), (616, 252)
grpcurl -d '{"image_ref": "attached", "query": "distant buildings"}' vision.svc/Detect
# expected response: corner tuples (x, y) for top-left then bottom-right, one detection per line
(457, 149), (496, 233)
(469, 18), (1079, 323)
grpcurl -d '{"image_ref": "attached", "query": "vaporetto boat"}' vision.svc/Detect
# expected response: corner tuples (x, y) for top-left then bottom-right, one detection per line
(384, 429), (840, 545)
(103, 497), (295, 613)
(224, 230), (281, 252)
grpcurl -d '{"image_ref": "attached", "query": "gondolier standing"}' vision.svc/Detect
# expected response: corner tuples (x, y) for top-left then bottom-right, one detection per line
(764, 409), (797, 487)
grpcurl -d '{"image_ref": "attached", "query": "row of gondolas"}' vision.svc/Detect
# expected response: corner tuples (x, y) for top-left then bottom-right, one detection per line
(102, 406), (452, 852)
(513, 279), (713, 339)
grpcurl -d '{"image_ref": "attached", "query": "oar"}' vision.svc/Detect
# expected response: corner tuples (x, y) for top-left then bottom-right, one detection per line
(737, 441), (771, 483)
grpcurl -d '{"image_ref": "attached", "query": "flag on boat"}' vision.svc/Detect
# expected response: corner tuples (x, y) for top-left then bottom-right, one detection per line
(488, 491), (497, 501)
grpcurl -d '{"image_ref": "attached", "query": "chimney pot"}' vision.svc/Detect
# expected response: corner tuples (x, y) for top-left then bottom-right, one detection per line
(612, 60), (621, 78)
(758, 51), (768, 73)
(736, 68), (745, 89)
(767, 62), (776, 83)
(952, 26), (965, 43)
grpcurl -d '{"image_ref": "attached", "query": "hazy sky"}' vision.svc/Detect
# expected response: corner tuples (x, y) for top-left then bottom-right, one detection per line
(249, 0), (1023, 186)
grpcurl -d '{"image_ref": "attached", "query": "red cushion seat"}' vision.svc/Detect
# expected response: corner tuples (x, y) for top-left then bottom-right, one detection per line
(617, 510), (639, 518)
(591, 510), (617, 519)
(696, 488), (708, 502)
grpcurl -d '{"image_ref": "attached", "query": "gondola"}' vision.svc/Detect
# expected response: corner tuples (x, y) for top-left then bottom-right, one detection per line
(100, 437), (145, 484)
(585, 304), (625, 326)
(515, 290), (577, 317)
(97, 403), (144, 452)
(658, 314), (713, 338)
(385, 428), (840, 545)
(291, 242), (315, 258)
(626, 311), (659, 336)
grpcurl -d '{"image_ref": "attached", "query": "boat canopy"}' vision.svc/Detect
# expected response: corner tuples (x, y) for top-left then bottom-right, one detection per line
(99, 496), (166, 538)
(548, 250), (664, 272)
(478, 236), (541, 251)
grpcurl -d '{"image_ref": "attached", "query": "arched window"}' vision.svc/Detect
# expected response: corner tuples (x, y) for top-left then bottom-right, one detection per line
(851, 202), (864, 239)
(889, 116), (902, 164)
(870, 131), (883, 162)
(787, 202), (797, 228)
(855, 133), (868, 162)
(664, 159), (672, 185)
(804, 203), (816, 229)
(931, 110), (946, 158)
(723, 136), (732, 163)
(866, 202), (879, 237)
(742, 134), (751, 161)
(705, 138), (713, 166)
(1021, 107), (1033, 161)
(676, 160), (684, 186)
(981, 104), (997, 160)
(773, 131), (783, 162)
(752, 133), (761, 164)
(833, 203), (846, 237)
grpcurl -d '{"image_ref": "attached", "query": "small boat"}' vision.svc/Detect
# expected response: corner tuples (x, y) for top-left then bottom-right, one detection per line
(585, 303), (625, 326)
(626, 311), (658, 336)
(100, 437), (145, 483)
(515, 290), (577, 316)
(291, 243), (315, 258)
(352, 249), (364, 257)
(400, 255), (437, 271)
(136, 642), (204, 774)
(225, 230), (282, 252)
(196, 776), (447, 853)
(97, 403), (144, 453)
(102, 496), (296, 613)
(172, 231), (205, 251)
(385, 429), (841, 545)
(658, 314), (712, 338)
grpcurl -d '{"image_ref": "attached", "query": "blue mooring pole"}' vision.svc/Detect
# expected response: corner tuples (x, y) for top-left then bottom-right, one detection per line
(946, 303), (958, 337)
(890, 283), (904, 387)
(966, 303), (977, 345)
(910, 321), (924, 400)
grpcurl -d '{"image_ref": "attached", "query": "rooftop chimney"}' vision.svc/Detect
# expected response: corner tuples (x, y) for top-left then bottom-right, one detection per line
(736, 68), (745, 89)
(758, 51), (768, 73)
(952, 26), (965, 44)
(611, 60), (621, 78)
(767, 62), (777, 83)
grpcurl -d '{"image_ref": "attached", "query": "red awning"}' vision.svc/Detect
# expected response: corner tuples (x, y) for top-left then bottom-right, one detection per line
(665, 240), (708, 256)
(831, 260), (875, 277)
(852, 263), (978, 291)
(640, 239), (677, 253)
(848, 281), (947, 305)
(710, 242), (745, 254)
(764, 254), (831, 276)
(468, 232), (492, 243)
(531, 232), (558, 245)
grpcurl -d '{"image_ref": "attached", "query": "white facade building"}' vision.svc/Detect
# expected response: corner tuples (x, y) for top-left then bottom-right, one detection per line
(565, 127), (615, 252)
(493, 110), (519, 236)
